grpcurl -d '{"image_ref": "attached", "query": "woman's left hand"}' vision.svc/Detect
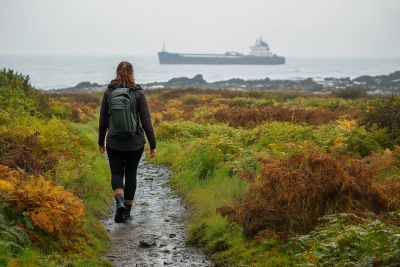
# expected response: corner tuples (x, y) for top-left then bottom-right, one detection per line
(149, 149), (156, 158)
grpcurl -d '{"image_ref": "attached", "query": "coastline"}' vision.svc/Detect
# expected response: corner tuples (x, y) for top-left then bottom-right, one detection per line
(42, 70), (400, 96)
(2, 55), (399, 91)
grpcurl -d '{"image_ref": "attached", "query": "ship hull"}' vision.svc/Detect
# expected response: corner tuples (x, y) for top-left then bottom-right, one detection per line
(158, 52), (285, 65)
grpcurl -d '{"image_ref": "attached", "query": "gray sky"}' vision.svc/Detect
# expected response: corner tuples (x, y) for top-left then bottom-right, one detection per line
(1, 0), (399, 57)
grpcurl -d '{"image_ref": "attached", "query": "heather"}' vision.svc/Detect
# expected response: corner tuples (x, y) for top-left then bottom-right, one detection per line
(147, 87), (400, 266)
(0, 69), (111, 266)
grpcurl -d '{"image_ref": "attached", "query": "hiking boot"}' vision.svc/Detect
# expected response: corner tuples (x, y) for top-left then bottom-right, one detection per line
(114, 193), (125, 223)
(123, 204), (132, 221)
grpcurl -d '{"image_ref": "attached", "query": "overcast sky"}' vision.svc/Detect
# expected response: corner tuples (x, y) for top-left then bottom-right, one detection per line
(0, 0), (399, 57)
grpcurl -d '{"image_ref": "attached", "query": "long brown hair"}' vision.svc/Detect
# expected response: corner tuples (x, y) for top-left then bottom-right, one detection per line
(113, 61), (135, 85)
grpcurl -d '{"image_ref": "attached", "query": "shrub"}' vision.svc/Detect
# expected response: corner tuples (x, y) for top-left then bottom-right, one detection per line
(147, 88), (335, 123)
(360, 93), (400, 145)
(0, 68), (31, 91)
(290, 97), (365, 110)
(204, 106), (360, 128)
(0, 84), (41, 116)
(332, 87), (368, 99)
(72, 93), (101, 105)
(0, 115), (81, 175)
(45, 93), (101, 123)
(0, 69), (50, 116)
(217, 150), (400, 237)
(0, 132), (56, 175)
(0, 165), (85, 241)
(0, 69), (99, 123)
(45, 93), (100, 106)
(342, 125), (392, 157)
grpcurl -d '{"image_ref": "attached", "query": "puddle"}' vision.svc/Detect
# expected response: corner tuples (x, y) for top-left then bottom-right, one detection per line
(101, 153), (213, 267)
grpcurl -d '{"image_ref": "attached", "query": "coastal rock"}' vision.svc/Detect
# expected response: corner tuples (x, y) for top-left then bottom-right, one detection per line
(387, 71), (400, 81)
(43, 70), (400, 95)
(75, 82), (100, 88)
(166, 74), (207, 87)
(192, 74), (207, 84)
(354, 71), (400, 87)
(353, 75), (378, 85)
(43, 81), (106, 93)
(324, 77), (351, 82)
(167, 77), (190, 83)
(167, 74), (206, 84)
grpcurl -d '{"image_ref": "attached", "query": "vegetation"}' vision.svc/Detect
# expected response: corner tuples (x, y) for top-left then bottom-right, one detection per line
(0, 69), (111, 266)
(360, 93), (400, 146)
(332, 87), (369, 99)
(286, 213), (400, 266)
(203, 105), (360, 128)
(2, 67), (400, 266)
(218, 149), (400, 237)
(147, 87), (400, 266)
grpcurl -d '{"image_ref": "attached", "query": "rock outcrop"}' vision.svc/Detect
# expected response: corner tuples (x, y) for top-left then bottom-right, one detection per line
(42, 71), (400, 95)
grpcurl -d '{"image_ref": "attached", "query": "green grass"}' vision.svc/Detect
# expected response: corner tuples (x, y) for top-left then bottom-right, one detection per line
(149, 140), (301, 266)
(64, 120), (112, 264)
(68, 120), (112, 217)
(0, 244), (111, 267)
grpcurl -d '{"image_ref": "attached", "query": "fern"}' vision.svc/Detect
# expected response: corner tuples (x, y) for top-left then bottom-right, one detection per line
(0, 165), (85, 240)
(286, 213), (400, 266)
(0, 214), (31, 251)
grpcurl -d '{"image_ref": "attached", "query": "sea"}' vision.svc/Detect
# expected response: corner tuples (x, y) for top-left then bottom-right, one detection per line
(1, 55), (400, 90)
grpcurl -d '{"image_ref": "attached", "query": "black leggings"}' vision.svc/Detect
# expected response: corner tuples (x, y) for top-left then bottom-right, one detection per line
(106, 145), (144, 201)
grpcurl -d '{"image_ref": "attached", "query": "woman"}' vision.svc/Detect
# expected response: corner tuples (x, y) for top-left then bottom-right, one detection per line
(98, 61), (156, 223)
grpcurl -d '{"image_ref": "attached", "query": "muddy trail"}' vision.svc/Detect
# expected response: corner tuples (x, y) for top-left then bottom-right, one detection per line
(101, 153), (214, 267)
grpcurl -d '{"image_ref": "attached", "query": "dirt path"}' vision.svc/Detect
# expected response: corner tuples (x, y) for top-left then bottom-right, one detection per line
(101, 153), (213, 267)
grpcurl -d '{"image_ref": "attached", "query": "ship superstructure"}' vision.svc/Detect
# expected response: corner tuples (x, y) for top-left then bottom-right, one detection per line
(158, 38), (285, 65)
(249, 39), (273, 57)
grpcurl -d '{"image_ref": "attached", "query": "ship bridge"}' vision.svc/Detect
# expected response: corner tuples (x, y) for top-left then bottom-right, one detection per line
(249, 38), (273, 57)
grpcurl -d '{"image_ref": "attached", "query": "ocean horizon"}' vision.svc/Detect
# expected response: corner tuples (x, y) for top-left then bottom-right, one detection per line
(1, 55), (399, 90)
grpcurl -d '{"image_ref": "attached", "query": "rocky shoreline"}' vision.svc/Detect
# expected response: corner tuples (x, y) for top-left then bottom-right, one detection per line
(42, 70), (400, 95)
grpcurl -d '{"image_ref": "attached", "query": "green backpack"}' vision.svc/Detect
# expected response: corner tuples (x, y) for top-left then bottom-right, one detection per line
(107, 84), (137, 138)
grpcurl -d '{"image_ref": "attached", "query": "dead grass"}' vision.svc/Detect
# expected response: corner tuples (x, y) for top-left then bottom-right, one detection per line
(46, 93), (101, 122)
(146, 88), (318, 101)
(217, 149), (400, 238)
(204, 106), (361, 127)
(0, 132), (62, 175)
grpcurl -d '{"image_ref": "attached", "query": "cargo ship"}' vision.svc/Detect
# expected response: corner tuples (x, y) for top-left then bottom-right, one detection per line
(158, 38), (285, 65)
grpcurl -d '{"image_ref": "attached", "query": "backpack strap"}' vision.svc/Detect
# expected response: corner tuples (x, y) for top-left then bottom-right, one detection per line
(129, 89), (137, 125)
(106, 86), (126, 127)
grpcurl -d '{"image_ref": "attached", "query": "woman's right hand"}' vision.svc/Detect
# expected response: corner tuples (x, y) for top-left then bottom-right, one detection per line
(149, 149), (156, 158)
(99, 146), (106, 153)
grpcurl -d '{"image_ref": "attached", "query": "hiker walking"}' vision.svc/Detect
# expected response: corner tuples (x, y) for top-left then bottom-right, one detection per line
(98, 61), (156, 223)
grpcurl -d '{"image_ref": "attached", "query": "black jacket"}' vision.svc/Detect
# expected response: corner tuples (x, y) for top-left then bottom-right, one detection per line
(98, 81), (156, 151)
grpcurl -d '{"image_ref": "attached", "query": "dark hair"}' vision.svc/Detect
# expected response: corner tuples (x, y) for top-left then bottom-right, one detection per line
(113, 61), (135, 85)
